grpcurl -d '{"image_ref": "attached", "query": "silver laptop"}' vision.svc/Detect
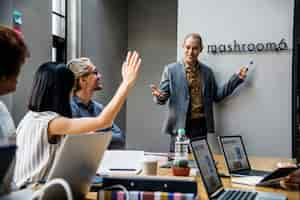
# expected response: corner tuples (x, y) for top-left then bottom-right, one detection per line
(190, 137), (286, 200)
(218, 135), (269, 177)
(0, 131), (112, 200)
(43, 131), (112, 199)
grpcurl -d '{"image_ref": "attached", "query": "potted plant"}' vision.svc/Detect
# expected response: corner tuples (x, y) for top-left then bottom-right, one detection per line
(172, 159), (190, 176)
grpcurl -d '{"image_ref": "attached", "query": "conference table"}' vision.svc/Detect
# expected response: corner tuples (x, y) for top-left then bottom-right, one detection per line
(86, 154), (300, 200)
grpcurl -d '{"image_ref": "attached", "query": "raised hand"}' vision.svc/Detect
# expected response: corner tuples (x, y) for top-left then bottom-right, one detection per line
(122, 51), (141, 89)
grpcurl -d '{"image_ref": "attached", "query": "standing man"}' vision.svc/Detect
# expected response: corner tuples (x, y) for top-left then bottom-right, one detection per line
(68, 57), (125, 149)
(150, 33), (247, 152)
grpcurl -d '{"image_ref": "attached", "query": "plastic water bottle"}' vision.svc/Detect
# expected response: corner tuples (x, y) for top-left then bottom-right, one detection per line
(174, 128), (189, 161)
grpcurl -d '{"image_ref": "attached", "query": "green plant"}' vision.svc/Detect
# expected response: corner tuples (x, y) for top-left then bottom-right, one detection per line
(173, 159), (189, 168)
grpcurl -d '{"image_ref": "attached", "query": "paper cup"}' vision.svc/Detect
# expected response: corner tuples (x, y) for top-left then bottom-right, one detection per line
(143, 157), (158, 175)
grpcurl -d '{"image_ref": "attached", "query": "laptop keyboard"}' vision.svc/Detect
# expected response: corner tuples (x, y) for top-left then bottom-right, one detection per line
(220, 190), (257, 200)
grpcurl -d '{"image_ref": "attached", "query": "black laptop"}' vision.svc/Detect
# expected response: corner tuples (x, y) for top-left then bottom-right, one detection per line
(218, 135), (269, 177)
(189, 137), (286, 200)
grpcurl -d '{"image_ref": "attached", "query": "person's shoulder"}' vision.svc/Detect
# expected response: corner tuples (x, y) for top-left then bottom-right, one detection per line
(70, 97), (79, 109)
(199, 62), (211, 70)
(17, 111), (60, 130)
(0, 101), (13, 118)
(0, 100), (9, 112)
(91, 99), (104, 109)
(199, 62), (213, 74)
(29, 111), (60, 121)
(165, 62), (182, 70)
(166, 61), (181, 68)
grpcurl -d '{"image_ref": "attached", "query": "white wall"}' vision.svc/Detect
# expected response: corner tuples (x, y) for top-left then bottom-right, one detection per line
(178, 0), (294, 157)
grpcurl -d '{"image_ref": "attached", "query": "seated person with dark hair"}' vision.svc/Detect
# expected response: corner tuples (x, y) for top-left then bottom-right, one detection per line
(68, 57), (125, 149)
(13, 52), (141, 189)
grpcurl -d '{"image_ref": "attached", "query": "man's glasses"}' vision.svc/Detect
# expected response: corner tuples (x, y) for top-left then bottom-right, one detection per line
(91, 70), (99, 75)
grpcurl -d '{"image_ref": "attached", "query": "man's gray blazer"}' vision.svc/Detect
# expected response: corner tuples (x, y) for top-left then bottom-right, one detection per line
(154, 61), (244, 136)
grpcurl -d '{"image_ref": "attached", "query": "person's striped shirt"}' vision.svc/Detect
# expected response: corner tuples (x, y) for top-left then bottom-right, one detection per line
(13, 111), (61, 188)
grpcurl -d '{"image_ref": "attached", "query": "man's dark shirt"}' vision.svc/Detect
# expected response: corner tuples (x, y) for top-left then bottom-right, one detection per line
(70, 96), (125, 149)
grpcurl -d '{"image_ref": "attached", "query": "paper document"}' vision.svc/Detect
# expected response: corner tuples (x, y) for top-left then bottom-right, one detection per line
(231, 176), (264, 186)
(97, 150), (144, 175)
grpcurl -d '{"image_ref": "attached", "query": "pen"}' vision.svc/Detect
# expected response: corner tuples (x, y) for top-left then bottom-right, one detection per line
(109, 168), (137, 171)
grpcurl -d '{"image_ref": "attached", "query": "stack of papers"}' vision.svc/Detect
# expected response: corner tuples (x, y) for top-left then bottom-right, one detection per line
(97, 150), (144, 176)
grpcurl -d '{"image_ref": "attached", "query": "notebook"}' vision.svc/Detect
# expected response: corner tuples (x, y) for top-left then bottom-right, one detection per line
(97, 150), (144, 176)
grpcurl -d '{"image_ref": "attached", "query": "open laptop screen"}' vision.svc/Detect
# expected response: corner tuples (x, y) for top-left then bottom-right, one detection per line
(190, 137), (222, 196)
(219, 136), (250, 172)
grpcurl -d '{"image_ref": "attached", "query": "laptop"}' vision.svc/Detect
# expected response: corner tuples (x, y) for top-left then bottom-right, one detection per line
(189, 137), (287, 200)
(43, 131), (112, 199)
(218, 135), (269, 177)
(0, 131), (112, 200)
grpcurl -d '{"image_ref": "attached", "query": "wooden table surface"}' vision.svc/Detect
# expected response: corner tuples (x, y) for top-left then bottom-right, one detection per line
(86, 154), (300, 199)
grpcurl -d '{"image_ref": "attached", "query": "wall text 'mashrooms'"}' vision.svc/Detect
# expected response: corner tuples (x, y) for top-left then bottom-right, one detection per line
(207, 39), (288, 54)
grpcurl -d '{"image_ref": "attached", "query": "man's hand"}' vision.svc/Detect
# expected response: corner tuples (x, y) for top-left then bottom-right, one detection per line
(149, 84), (167, 99)
(277, 162), (297, 168)
(280, 169), (300, 190)
(237, 66), (248, 80)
